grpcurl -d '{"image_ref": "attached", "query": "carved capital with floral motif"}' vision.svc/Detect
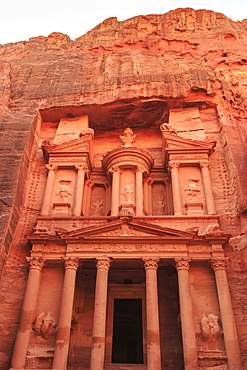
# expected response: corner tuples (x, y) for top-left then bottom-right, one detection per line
(96, 256), (112, 269)
(142, 257), (160, 270)
(75, 163), (88, 172)
(63, 257), (80, 270)
(199, 160), (210, 168)
(27, 257), (46, 270)
(174, 257), (191, 271)
(45, 163), (58, 171)
(109, 165), (121, 174)
(210, 258), (229, 271)
(136, 165), (146, 173)
(168, 161), (180, 170)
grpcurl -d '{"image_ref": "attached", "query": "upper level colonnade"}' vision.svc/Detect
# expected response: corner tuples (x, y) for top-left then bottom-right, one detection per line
(39, 124), (217, 223)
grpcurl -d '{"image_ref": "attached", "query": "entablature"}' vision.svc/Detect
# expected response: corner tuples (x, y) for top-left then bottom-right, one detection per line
(27, 218), (230, 262)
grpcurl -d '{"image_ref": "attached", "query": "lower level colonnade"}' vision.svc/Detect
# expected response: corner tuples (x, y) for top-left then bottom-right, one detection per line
(10, 255), (242, 370)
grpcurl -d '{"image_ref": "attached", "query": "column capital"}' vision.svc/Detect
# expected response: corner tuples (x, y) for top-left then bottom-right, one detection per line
(210, 257), (229, 271)
(168, 161), (180, 170)
(136, 165), (145, 173)
(45, 163), (57, 171)
(96, 256), (112, 269)
(63, 257), (80, 270)
(142, 257), (160, 270)
(75, 163), (88, 172)
(26, 257), (45, 270)
(199, 160), (210, 168)
(103, 180), (110, 189)
(174, 257), (191, 271)
(163, 178), (171, 185)
(109, 165), (121, 174)
(86, 179), (95, 188)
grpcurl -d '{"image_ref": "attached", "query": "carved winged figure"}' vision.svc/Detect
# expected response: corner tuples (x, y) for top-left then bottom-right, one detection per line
(183, 178), (200, 200)
(201, 313), (222, 342)
(33, 312), (57, 339)
(92, 199), (104, 215)
(55, 180), (72, 201)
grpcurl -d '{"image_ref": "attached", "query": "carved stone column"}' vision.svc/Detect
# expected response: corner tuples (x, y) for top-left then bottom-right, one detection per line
(199, 161), (216, 215)
(143, 178), (149, 215)
(104, 181), (111, 216)
(143, 258), (161, 370)
(90, 257), (112, 370)
(10, 257), (45, 370)
(168, 161), (182, 215)
(40, 164), (57, 216)
(148, 178), (153, 215)
(110, 166), (121, 216)
(84, 180), (94, 216)
(136, 167), (144, 216)
(73, 164), (87, 216)
(175, 258), (198, 370)
(211, 258), (242, 370)
(52, 258), (79, 370)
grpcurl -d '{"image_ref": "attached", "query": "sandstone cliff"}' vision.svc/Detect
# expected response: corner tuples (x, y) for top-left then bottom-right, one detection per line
(1, 8), (247, 369)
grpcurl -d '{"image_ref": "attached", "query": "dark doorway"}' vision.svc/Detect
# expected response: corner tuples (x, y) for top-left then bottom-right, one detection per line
(112, 298), (144, 364)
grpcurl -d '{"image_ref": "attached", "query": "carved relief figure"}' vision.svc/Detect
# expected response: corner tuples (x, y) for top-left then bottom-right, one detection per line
(154, 195), (165, 214)
(33, 312), (57, 339)
(91, 199), (104, 216)
(119, 127), (136, 147)
(55, 180), (72, 201)
(160, 122), (177, 135)
(183, 178), (200, 200)
(201, 313), (222, 342)
(121, 183), (134, 203)
(205, 223), (222, 234)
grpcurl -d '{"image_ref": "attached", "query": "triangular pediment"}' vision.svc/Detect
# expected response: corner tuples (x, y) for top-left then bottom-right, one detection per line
(161, 132), (216, 166)
(41, 135), (94, 165)
(42, 136), (92, 155)
(162, 132), (216, 152)
(58, 218), (196, 241)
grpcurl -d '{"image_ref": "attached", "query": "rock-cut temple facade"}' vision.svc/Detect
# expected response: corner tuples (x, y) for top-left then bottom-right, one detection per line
(1, 7), (247, 370)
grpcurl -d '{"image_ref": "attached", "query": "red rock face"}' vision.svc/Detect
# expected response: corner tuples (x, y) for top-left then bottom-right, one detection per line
(0, 7), (247, 370)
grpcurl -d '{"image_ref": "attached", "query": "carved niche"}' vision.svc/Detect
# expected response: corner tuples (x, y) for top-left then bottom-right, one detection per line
(102, 128), (154, 216)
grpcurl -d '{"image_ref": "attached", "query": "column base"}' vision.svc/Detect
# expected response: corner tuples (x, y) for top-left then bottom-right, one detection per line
(185, 202), (204, 215)
(52, 203), (71, 217)
(119, 203), (135, 216)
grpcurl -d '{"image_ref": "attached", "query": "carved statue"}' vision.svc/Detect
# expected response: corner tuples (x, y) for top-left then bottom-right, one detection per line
(154, 195), (165, 214)
(121, 183), (134, 203)
(55, 180), (72, 201)
(119, 127), (136, 147)
(205, 223), (222, 234)
(92, 199), (104, 216)
(201, 313), (222, 342)
(183, 178), (200, 200)
(33, 312), (57, 339)
(41, 139), (55, 147)
(160, 122), (177, 135)
(79, 128), (94, 137)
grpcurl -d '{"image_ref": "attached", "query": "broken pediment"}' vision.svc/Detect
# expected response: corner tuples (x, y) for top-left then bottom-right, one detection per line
(160, 125), (216, 166)
(57, 218), (197, 241)
(41, 130), (94, 166)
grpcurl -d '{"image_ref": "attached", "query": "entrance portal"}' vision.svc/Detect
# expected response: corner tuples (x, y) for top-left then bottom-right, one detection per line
(112, 299), (144, 364)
